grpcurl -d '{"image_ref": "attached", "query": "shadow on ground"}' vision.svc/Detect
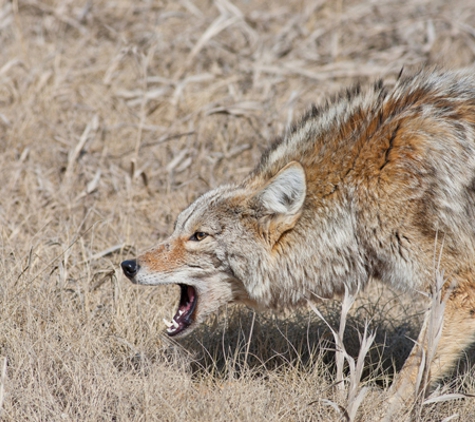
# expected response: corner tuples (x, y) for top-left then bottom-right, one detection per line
(167, 301), (424, 388)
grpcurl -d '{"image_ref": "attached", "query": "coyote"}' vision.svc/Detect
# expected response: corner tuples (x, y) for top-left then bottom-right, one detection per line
(122, 69), (475, 406)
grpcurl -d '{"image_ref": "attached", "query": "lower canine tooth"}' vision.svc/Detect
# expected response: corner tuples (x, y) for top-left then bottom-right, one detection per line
(172, 319), (179, 328)
(163, 318), (172, 328)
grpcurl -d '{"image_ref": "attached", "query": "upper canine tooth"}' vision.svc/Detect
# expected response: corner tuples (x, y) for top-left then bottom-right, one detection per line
(172, 319), (179, 328)
(163, 318), (172, 328)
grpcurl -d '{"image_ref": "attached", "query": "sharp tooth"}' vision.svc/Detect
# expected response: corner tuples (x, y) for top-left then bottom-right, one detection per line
(172, 319), (179, 328)
(163, 318), (172, 328)
(178, 309), (184, 316)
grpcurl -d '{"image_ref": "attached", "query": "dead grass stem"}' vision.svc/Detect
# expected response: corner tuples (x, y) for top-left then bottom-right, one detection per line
(1, 0), (475, 420)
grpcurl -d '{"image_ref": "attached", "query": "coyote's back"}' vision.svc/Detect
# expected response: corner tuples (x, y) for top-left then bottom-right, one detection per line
(122, 69), (475, 410)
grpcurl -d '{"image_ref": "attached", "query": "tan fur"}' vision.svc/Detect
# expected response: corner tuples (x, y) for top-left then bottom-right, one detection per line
(123, 69), (475, 409)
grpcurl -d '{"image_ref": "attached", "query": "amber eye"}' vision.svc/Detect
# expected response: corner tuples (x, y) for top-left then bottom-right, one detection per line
(190, 232), (208, 241)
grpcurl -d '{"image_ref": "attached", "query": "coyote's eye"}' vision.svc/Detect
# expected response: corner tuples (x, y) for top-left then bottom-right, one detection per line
(190, 232), (208, 241)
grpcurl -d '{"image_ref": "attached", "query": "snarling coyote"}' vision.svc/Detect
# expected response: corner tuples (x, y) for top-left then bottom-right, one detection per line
(122, 69), (475, 405)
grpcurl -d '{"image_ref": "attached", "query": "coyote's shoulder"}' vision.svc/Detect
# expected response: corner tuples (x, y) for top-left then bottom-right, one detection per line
(122, 69), (475, 405)
(244, 68), (475, 298)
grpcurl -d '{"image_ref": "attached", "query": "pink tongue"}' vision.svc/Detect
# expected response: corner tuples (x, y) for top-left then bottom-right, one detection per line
(187, 285), (195, 305)
(167, 285), (197, 337)
(174, 285), (196, 323)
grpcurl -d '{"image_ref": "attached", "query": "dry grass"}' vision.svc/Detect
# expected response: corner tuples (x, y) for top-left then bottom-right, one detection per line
(1, 0), (475, 420)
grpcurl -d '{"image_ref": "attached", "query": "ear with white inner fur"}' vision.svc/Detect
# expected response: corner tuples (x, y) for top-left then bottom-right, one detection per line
(255, 161), (306, 245)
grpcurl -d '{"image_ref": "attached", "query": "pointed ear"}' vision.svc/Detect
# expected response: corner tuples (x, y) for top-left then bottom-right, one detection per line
(254, 161), (306, 245)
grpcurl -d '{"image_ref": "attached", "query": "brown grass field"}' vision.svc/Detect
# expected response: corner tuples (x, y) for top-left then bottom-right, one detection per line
(2, 0), (475, 420)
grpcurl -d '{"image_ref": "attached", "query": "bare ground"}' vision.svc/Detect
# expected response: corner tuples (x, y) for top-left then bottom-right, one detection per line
(1, 0), (475, 420)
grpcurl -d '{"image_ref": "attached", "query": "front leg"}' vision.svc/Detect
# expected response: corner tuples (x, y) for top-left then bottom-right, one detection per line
(384, 275), (475, 420)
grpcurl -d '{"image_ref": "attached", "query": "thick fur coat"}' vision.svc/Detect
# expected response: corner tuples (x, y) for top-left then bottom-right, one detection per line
(122, 69), (475, 408)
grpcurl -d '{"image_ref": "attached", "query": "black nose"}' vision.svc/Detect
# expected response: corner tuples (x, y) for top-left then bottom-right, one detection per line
(121, 259), (139, 279)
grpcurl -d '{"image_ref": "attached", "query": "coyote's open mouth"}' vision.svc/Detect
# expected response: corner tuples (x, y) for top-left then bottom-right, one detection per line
(163, 284), (197, 336)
